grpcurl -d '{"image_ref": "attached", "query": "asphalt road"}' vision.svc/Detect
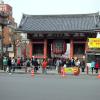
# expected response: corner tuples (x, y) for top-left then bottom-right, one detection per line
(0, 73), (100, 100)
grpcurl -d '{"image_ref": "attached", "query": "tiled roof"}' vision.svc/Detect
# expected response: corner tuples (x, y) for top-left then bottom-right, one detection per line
(18, 13), (100, 33)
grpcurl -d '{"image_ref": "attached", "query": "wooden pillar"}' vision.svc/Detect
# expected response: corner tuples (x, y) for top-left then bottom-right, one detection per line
(44, 39), (47, 59)
(29, 41), (32, 58)
(85, 40), (89, 53)
(70, 39), (74, 59)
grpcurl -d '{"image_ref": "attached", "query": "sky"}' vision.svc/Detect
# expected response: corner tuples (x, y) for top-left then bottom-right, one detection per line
(3, 0), (100, 25)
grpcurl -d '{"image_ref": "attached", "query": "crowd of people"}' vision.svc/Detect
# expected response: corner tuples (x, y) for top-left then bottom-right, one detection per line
(90, 60), (100, 74)
(53, 57), (85, 73)
(2, 56), (100, 74)
(3, 56), (48, 74)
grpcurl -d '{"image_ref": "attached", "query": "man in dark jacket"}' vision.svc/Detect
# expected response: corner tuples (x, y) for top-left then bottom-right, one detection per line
(81, 59), (86, 72)
(8, 57), (12, 73)
(32, 58), (38, 73)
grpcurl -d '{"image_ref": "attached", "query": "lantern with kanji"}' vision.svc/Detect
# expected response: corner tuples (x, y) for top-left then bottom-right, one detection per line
(52, 40), (66, 54)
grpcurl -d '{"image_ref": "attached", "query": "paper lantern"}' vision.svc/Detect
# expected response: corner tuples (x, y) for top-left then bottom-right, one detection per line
(52, 40), (66, 54)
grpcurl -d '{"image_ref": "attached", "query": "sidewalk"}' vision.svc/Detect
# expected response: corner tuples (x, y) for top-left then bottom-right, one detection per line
(0, 68), (98, 75)
(0, 68), (57, 74)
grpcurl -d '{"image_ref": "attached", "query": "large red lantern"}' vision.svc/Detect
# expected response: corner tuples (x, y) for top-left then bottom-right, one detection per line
(52, 40), (66, 54)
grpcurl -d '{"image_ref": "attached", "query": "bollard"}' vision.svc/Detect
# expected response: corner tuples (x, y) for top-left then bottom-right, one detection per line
(61, 67), (63, 75)
(61, 67), (65, 77)
(97, 73), (100, 79)
(25, 67), (27, 73)
(86, 66), (89, 75)
(97, 70), (100, 79)
(31, 68), (34, 77)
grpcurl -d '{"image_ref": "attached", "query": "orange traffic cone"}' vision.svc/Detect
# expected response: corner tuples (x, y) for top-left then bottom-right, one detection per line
(31, 68), (34, 77)
(61, 67), (65, 77)
(62, 71), (65, 77)
(97, 71), (100, 79)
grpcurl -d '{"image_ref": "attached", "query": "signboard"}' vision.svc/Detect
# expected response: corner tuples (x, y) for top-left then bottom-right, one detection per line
(64, 67), (80, 75)
(9, 52), (14, 57)
(88, 38), (100, 48)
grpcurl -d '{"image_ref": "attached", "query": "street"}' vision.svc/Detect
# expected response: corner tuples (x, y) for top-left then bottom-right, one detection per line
(0, 73), (100, 100)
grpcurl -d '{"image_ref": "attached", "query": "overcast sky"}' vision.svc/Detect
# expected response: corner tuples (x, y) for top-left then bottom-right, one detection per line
(3, 0), (100, 25)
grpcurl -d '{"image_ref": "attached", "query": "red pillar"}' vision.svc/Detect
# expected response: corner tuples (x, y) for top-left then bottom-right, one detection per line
(29, 41), (32, 58)
(85, 40), (88, 53)
(70, 39), (74, 59)
(44, 39), (47, 59)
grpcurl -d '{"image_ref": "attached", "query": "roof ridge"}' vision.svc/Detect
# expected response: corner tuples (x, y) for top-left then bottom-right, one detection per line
(22, 12), (99, 18)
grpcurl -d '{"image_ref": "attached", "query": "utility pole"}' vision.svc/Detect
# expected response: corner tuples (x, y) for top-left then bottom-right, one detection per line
(1, 25), (4, 69)
(0, 15), (4, 70)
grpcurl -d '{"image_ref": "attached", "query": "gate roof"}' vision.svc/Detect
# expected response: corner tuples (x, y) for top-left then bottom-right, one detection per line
(17, 12), (100, 33)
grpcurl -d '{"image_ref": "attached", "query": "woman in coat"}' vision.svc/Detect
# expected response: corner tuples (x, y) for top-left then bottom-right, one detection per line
(42, 59), (48, 74)
(95, 60), (99, 73)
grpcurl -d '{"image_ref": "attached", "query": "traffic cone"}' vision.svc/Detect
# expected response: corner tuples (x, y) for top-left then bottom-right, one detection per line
(61, 67), (63, 75)
(31, 68), (34, 77)
(97, 71), (100, 79)
(61, 67), (66, 77)
(62, 70), (65, 77)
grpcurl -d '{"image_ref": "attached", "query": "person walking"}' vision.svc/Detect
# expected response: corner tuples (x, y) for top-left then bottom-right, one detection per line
(56, 58), (61, 71)
(42, 59), (48, 74)
(8, 57), (12, 74)
(70, 58), (75, 67)
(32, 58), (39, 73)
(25, 58), (31, 73)
(3, 57), (8, 72)
(75, 59), (80, 67)
(91, 60), (95, 74)
(17, 57), (21, 68)
(95, 60), (99, 74)
(11, 57), (16, 72)
(81, 59), (86, 72)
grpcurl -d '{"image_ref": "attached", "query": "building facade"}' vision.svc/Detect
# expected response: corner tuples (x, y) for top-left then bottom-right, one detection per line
(0, 1), (17, 57)
(18, 13), (100, 60)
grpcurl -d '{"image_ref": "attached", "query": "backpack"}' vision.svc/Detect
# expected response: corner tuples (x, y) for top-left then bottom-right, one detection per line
(11, 59), (15, 64)
(27, 60), (30, 67)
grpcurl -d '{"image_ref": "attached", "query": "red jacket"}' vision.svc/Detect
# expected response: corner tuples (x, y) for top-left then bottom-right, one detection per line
(95, 63), (99, 68)
(42, 61), (48, 68)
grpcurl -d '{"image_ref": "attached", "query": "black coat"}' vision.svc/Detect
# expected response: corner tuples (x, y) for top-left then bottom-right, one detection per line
(8, 59), (11, 66)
